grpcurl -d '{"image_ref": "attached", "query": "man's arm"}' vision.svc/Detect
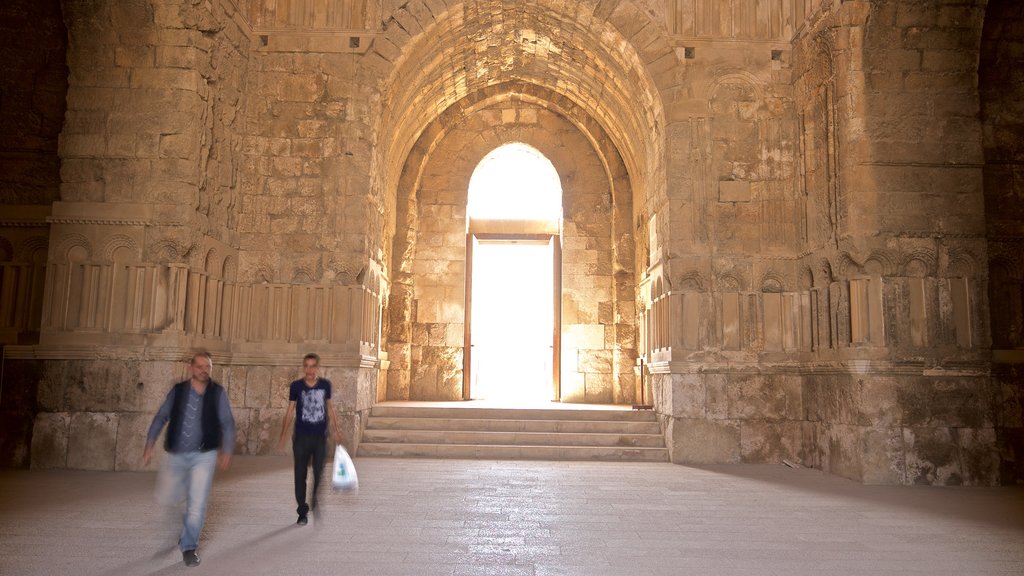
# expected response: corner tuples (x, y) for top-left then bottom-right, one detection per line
(277, 400), (296, 449)
(142, 389), (175, 465)
(217, 387), (235, 470)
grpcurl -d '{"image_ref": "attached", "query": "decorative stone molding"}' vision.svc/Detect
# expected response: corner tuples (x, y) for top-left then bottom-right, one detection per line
(46, 202), (188, 227)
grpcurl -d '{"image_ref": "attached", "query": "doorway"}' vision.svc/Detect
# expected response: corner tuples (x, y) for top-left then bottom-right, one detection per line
(467, 235), (558, 403)
(463, 142), (563, 404)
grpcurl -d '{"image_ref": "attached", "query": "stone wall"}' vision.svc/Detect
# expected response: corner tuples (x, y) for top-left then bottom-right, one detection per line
(6, 0), (384, 471)
(980, 0), (1024, 484)
(794, 0), (997, 484)
(24, 356), (371, 470)
(1, 0), (1018, 484)
(0, 0), (67, 467)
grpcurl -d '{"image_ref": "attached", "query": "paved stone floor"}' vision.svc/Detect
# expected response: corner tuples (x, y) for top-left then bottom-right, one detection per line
(1, 456), (1023, 576)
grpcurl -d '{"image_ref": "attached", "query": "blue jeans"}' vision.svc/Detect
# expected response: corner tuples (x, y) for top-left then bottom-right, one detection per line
(156, 450), (218, 552)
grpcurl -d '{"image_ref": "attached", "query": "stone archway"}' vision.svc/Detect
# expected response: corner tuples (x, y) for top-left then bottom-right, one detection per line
(382, 94), (637, 405)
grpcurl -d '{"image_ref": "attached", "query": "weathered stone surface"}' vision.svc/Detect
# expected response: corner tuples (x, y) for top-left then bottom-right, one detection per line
(903, 427), (963, 486)
(271, 366), (295, 408)
(114, 412), (154, 471)
(245, 366), (272, 409)
(668, 417), (741, 464)
(666, 374), (705, 419)
(30, 412), (70, 469)
(957, 427), (1000, 486)
(138, 361), (185, 412)
(859, 426), (906, 485)
(739, 420), (807, 464)
(822, 423), (864, 483)
(897, 377), (995, 428)
(247, 408), (287, 455)
(67, 412), (117, 471)
(223, 365), (249, 409)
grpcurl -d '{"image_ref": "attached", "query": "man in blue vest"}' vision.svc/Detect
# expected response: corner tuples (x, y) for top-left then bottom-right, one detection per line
(143, 351), (235, 568)
(278, 352), (345, 525)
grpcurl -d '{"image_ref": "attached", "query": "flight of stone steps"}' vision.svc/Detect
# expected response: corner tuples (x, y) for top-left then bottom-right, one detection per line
(357, 404), (669, 462)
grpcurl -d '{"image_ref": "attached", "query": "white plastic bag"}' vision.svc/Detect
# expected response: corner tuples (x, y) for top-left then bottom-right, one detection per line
(331, 445), (358, 491)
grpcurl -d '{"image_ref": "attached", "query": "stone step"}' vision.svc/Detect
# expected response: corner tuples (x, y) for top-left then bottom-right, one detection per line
(357, 442), (670, 462)
(365, 416), (662, 435)
(367, 405), (659, 422)
(362, 428), (668, 448)
(357, 403), (668, 463)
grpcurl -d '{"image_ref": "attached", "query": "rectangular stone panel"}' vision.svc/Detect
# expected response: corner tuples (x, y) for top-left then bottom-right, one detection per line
(668, 417), (741, 465)
(718, 180), (751, 202)
(67, 412), (117, 471)
(31, 412), (70, 469)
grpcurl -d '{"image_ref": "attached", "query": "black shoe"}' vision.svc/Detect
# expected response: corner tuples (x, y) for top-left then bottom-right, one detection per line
(297, 514), (308, 525)
(183, 549), (200, 567)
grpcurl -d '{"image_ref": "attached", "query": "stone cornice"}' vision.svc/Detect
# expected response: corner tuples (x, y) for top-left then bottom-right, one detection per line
(0, 205), (51, 227)
(46, 202), (188, 227)
(647, 359), (991, 377)
(3, 345), (380, 369)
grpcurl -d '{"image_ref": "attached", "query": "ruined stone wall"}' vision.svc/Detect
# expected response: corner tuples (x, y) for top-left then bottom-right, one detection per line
(980, 0), (1024, 484)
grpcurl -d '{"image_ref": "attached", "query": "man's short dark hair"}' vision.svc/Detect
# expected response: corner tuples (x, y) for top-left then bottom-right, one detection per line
(303, 353), (320, 364)
(191, 351), (213, 365)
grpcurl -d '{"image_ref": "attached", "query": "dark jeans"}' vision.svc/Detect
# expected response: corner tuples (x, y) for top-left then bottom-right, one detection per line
(292, 433), (326, 515)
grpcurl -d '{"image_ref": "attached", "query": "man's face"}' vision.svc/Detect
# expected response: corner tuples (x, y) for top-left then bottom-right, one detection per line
(303, 359), (319, 379)
(190, 356), (212, 383)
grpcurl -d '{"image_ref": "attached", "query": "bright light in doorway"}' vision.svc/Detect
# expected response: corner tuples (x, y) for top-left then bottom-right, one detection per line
(470, 238), (554, 405)
(467, 143), (562, 221)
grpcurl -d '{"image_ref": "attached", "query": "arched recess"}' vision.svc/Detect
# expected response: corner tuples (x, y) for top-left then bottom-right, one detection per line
(382, 85), (636, 404)
(372, 0), (669, 277)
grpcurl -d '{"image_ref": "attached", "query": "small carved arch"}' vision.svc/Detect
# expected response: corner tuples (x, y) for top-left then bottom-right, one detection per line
(150, 239), (183, 263)
(102, 235), (140, 263)
(56, 234), (93, 262)
(900, 249), (937, 277)
(864, 250), (896, 276)
(717, 272), (746, 293)
(221, 255), (237, 282)
(653, 276), (665, 299)
(203, 248), (220, 275)
(947, 248), (979, 278)
(18, 236), (49, 264)
(292, 266), (317, 284)
(836, 253), (860, 277)
(760, 272), (786, 293)
(806, 32), (837, 88)
(705, 71), (766, 104)
(817, 259), (835, 286)
(800, 267), (814, 290)
(254, 262), (275, 284)
(677, 272), (705, 292)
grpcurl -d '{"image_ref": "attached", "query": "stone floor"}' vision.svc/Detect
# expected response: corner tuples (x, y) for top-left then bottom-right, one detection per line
(1, 456), (1023, 576)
